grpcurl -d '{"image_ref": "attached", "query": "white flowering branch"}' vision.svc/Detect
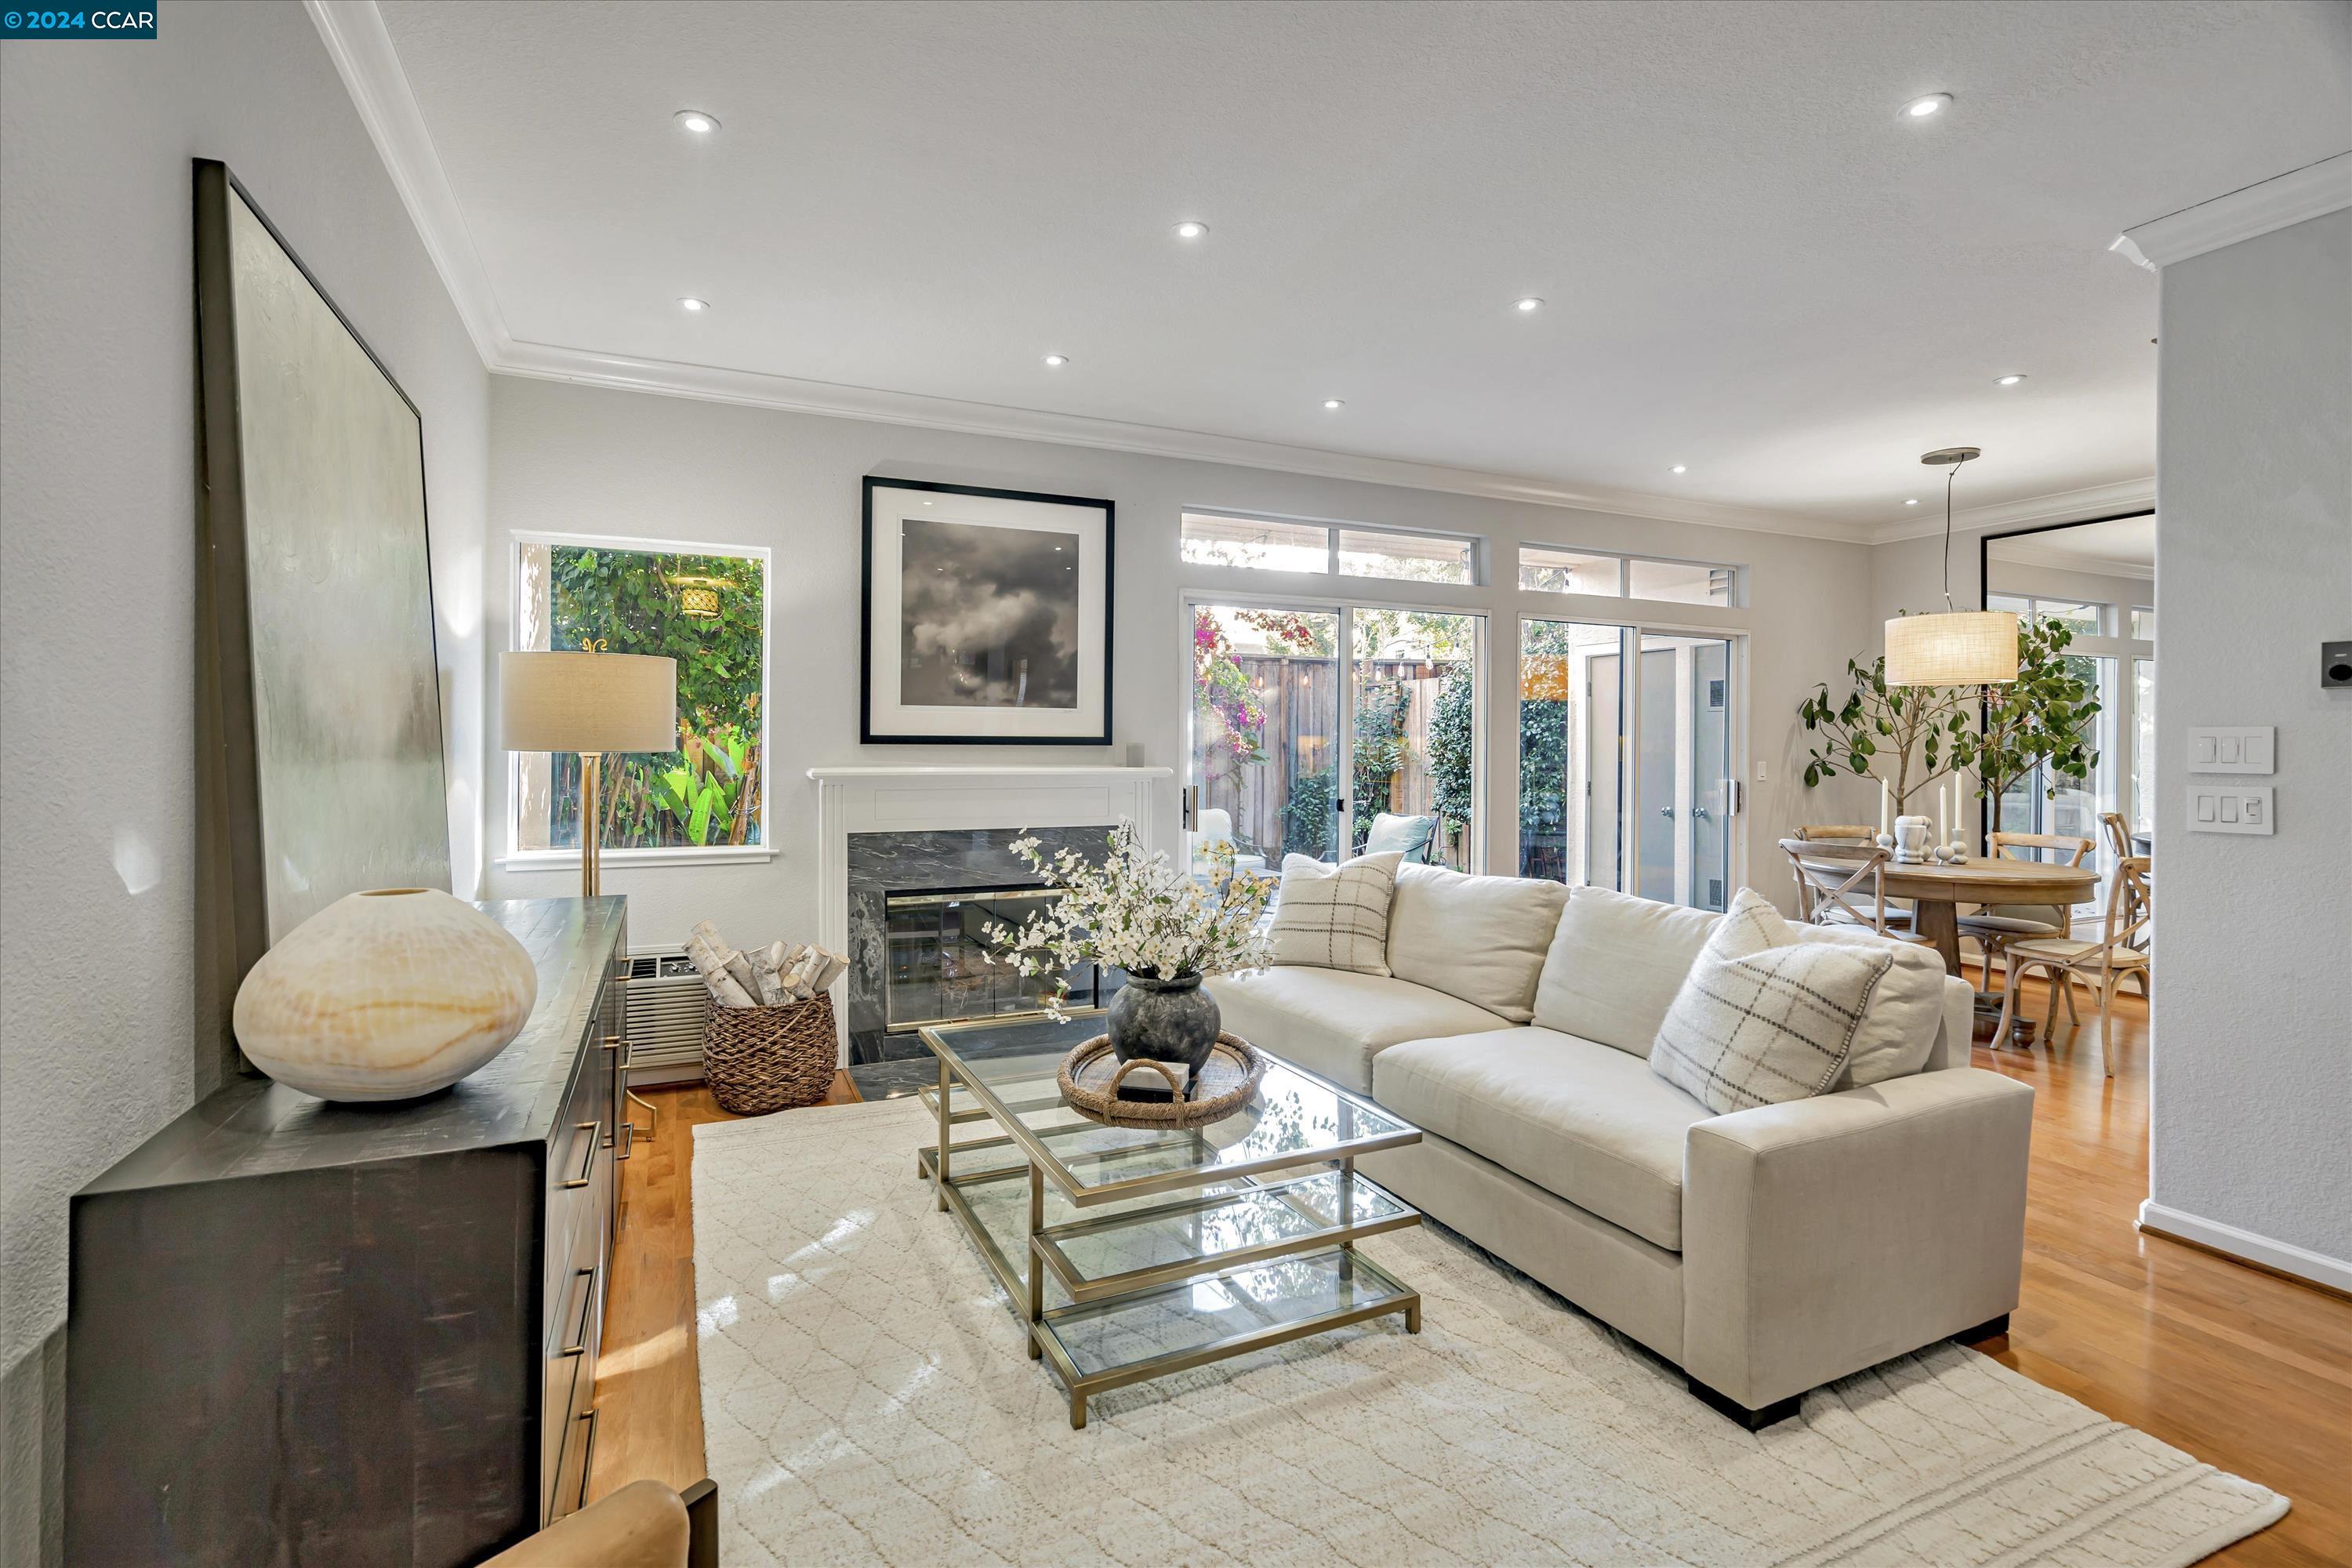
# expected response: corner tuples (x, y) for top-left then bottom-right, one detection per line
(982, 820), (1274, 1020)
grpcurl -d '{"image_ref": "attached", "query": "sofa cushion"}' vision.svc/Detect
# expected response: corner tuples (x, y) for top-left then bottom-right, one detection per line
(1267, 851), (1403, 975)
(1650, 889), (1929, 1114)
(1373, 1027), (1709, 1250)
(1207, 966), (1506, 1093)
(1385, 864), (1569, 1023)
(1531, 887), (1721, 1054)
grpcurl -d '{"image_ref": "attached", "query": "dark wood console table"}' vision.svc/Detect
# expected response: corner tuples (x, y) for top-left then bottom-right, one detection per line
(65, 897), (630, 1566)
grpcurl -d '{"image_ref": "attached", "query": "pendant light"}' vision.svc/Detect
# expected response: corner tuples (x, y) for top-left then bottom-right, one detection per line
(1884, 446), (2019, 686)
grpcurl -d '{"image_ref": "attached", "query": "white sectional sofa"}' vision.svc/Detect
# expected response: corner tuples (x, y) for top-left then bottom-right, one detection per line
(1208, 865), (2035, 1428)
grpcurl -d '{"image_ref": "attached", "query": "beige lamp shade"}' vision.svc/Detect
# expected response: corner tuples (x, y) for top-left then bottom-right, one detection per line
(1883, 611), (2020, 687)
(499, 651), (677, 753)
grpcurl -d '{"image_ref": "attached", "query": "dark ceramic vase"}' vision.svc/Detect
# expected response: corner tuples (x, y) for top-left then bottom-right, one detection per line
(1106, 973), (1221, 1076)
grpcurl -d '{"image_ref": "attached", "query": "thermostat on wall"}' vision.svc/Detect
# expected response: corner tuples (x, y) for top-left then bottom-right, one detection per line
(2325, 641), (2352, 689)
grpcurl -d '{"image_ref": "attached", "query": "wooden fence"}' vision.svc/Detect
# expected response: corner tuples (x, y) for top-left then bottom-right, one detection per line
(1199, 655), (1458, 860)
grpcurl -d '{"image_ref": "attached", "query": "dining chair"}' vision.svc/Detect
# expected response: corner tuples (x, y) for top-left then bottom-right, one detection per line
(1958, 832), (2093, 1012)
(1993, 856), (2151, 1077)
(1790, 826), (1920, 932)
(1778, 839), (1932, 943)
(2099, 811), (2154, 993)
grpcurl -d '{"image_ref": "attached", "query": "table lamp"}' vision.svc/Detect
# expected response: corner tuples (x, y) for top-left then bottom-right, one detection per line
(499, 650), (677, 898)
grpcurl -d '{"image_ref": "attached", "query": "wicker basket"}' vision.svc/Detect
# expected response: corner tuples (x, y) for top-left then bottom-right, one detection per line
(701, 993), (838, 1116)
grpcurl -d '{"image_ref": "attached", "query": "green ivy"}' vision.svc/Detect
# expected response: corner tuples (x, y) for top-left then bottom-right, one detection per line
(1429, 664), (1476, 832)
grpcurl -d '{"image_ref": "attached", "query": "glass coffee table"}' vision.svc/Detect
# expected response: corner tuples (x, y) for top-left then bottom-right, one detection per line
(916, 1014), (1425, 1428)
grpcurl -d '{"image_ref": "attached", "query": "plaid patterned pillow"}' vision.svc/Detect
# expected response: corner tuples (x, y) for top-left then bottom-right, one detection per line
(1649, 889), (1893, 1113)
(1268, 851), (1405, 975)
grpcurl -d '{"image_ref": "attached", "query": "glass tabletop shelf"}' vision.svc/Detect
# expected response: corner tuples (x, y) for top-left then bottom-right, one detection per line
(921, 1014), (1419, 1207)
(1033, 1167), (1417, 1303)
(1033, 1247), (1418, 1422)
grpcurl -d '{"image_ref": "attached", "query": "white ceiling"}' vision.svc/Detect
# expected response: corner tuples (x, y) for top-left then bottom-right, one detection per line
(1987, 514), (2156, 576)
(370, 0), (2350, 535)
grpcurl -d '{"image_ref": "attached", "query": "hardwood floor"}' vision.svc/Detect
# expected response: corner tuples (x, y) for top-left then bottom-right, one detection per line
(587, 989), (2350, 1564)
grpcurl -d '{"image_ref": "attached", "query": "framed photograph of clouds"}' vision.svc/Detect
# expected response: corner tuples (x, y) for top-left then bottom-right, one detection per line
(861, 477), (1115, 744)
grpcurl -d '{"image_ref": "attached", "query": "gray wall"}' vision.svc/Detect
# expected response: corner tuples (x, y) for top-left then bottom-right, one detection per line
(485, 375), (1880, 945)
(2148, 208), (2352, 1271)
(0, 9), (488, 1561)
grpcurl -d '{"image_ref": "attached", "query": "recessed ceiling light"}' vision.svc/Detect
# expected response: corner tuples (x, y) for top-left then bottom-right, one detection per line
(674, 110), (720, 135)
(677, 297), (710, 312)
(1900, 93), (1952, 121)
(1515, 297), (1544, 313)
(1173, 221), (1208, 240)
(1995, 373), (2027, 386)
(1669, 464), (1688, 474)
(1905, 498), (1920, 506)
(1043, 354), (1069, 367)
(1323, 398), (1345, 410)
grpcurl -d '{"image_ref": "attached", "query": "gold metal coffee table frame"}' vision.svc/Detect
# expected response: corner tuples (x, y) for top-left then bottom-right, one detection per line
(917, 1016), (1425, 1428)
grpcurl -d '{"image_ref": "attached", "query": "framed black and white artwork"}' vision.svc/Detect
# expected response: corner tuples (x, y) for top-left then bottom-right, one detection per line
(861, 477), (1114, 744)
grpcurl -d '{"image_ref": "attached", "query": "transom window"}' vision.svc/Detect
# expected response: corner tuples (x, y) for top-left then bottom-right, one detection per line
(1181, 512), (1475, 585)
(1518, 544), (1739, 607)
(1988, 592), (2104, 637)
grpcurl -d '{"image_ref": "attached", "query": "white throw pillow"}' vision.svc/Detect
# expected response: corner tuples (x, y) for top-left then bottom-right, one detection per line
(1530, 887), (1722, 1054)
(1780, 923), (1947, 1086)
(1647, 890), (1940, 1114)
(1268, 851), (1404, 975)
(1385, 864), (1567, 1022)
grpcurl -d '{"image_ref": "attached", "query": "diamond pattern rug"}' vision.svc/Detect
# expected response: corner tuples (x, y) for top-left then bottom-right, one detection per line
(692, 1098), (2285, 1566)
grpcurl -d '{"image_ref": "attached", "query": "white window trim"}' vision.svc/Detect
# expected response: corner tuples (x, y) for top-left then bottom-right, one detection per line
(1514, 541), (1746, 610)
(1181, 506), (1484, 587)
(504, 528), (775, 865)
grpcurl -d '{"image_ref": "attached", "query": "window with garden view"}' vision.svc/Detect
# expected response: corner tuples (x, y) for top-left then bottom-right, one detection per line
(513, 539), (768, 854)
(1190, 604), (1476, 872)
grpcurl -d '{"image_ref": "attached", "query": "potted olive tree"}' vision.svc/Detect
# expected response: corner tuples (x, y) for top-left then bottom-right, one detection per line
(1797, 617), (2100, 832)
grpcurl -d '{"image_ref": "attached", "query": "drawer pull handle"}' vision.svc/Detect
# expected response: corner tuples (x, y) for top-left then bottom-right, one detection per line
(561, 1121), (598, 1189)
(561, 1266), (596, 1356)
(575, 1406), (600, 1514)
(617, 1118), (634, 1162)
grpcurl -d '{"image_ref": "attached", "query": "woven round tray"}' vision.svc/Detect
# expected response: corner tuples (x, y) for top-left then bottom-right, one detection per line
(1058, 1033), (1265, 1128)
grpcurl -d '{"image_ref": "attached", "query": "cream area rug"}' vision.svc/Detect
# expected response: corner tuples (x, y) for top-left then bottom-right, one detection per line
(692, 1099), (2285, 1566)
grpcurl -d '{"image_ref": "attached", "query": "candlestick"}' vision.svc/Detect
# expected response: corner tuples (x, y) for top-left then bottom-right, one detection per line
(1879, 778), (1890, 837)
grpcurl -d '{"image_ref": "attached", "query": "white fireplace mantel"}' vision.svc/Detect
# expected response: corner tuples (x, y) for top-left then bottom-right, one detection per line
(807, 764), (1174, 1061)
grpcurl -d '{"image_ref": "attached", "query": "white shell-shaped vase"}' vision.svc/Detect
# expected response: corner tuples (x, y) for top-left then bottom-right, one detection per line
(233, 888), (539, 1102)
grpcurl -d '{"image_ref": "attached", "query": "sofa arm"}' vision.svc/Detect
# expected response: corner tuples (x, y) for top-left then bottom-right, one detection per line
(1682, 1068), (2033, 1412)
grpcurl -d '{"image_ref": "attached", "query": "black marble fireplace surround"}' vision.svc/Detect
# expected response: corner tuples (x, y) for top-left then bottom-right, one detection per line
(845, 825), (1114, 1068)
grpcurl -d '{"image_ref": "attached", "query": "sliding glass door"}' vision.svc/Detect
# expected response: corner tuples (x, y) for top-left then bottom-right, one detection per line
(1521, 618), (1737, 909)
(1190, 604), (1342, 871)
(1189, 601), (1479, 873)
(1519, 619), (1628, 885)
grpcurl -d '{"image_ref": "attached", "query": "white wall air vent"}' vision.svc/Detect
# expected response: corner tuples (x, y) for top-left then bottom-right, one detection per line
(623, 949), (709, 1084)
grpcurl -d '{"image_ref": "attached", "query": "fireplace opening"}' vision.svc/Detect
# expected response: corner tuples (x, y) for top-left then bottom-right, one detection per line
(883, 884), (1104, 1035)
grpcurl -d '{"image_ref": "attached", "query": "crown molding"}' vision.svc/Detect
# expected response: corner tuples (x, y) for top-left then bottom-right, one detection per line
(1865, 476), (2155, 546)
(2121, 151), (2352, 270)
(307, 0), (510, 361)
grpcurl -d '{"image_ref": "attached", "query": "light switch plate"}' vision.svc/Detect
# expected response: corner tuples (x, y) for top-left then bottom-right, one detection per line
(2187, 785), (2274, 835)
(2187, 725), (2275, 775)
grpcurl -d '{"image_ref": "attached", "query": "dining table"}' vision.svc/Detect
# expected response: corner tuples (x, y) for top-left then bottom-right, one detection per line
(1792, 849), (2100, 1042)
